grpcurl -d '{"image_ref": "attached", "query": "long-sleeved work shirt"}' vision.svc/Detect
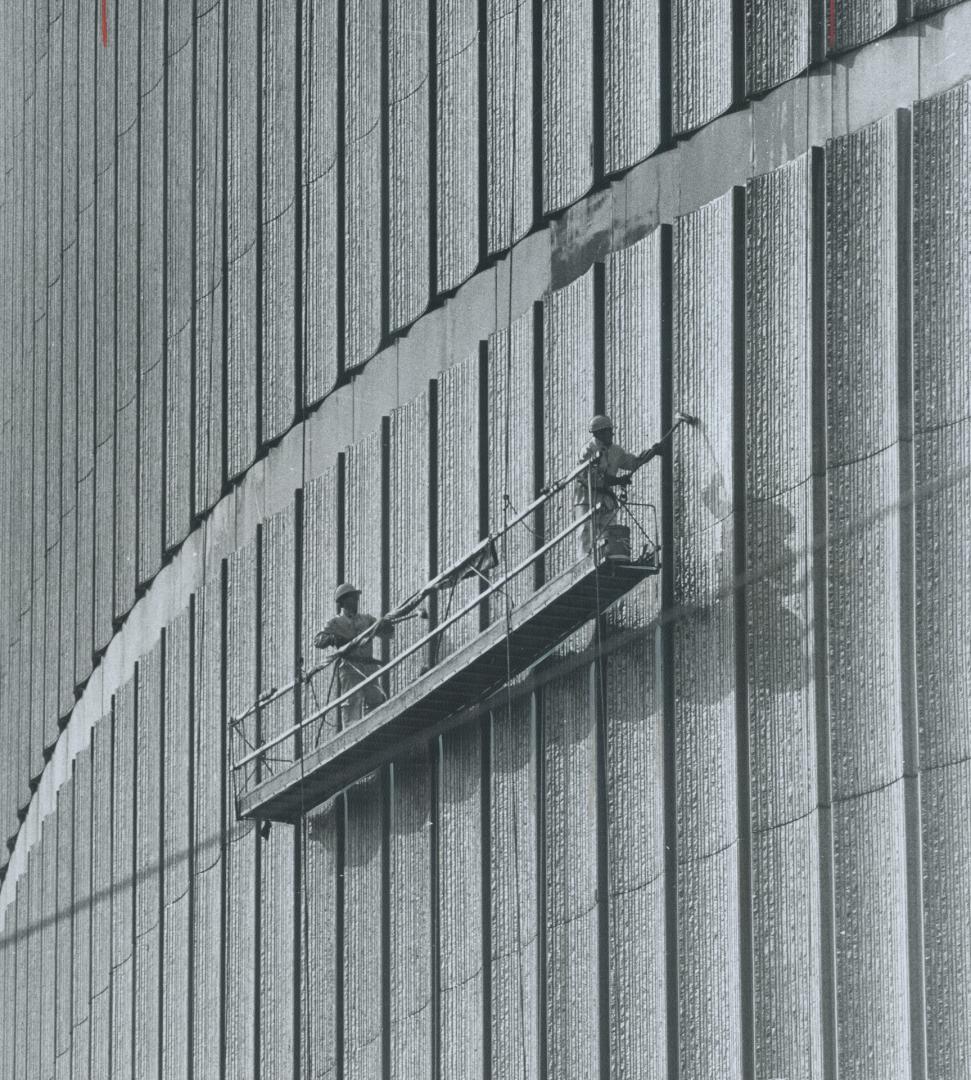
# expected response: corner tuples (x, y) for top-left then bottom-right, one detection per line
(574, 437), (641, 508)
(315, 612), (391, 662)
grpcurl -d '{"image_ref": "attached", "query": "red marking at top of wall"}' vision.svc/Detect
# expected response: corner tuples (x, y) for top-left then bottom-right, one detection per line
(101, 0), (108, 46)
(828, 0), (837, 47)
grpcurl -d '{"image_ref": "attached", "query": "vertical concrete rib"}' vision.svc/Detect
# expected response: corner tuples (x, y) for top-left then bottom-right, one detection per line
(826, 0), (897, 55)
(602, 0), (662, 176)
(111, 676), (137, 1080)
(227, 0), (259, 477)
(343, 0), (384, 367)
(260, 0), (298, 447)
(824, 112), (911, 1079)
(302, 0), (341, 406)
(388, 0), (430, 329)
(744, 154), (823, 1080)
(671, 0), (734, 136)
(192, 572), (226, 1080)
(71, 747), (93, 1078)
(672, 189), (742, 1079)
(225, 544), (259, 1080)
(436, 0), (478, 293)
(601, 230), (667, 1079)
(163, 610), (192, 1080)
(744, 0), (810, 97)
(40, 818), (57, 1080)
(89, 713), (114, 1078)
(93, 0), (116, 657)
(912, 80), (971, 1080)
(135, 643), (163, 1080)
(138, 0), (165, 589)
(165, 0), (195, 550)
(55, 775), (75, 1076)
(388, 391), (432, 691)
(258, 505), (298, 1078)
(194, 0), (226, 516)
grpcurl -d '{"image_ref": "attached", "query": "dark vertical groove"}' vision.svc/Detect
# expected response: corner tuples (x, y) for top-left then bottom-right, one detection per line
(428, 378), (440, 658)
(157, 628), (168, 1080)
(294, 0), (304, 418)
(479, 714), (492, 1080)
(590, 0), (604, 184)
(380, 415), (391, 672)
(730, 183), (754, 1080)
(380, 765), (392, 1080)
(186, 594), (197, 1079)
(895, 106), (927, 1080)
(530, 0), (543, 227)
(592, 261), (605, 414)
(293, 488), (304, 1079)
(658, 221), (679, 1080)
(593, 658), (611, 1080)
(657, 0), (672, 147)
(534, 691), (547, 1080)
(255, 1), (264, 452)
(160, 0), (169, 561)
(475, 0), (488, 266)
(532, 301), (544, 589)
(335, 794), (346, 1080)
(477, 339), (490, 631)
(379, 0), (390, 342)
(220, 0), (230, 496)
(809, 143), (836, 1080)
(429, 0), (440, 296)
(335, 0), (347, 380)
(253, 523), (264, 1079)
(336, 451), (347, 585)
(128, 661), (140, 1080)
(109, 0), (119, 631)
(217, 557), (229, 1079)
(188, 3), (198, 515)
(429, 742), (441, 1080)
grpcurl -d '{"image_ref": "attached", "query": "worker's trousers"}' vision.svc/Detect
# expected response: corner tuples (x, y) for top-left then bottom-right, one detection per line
(577, 499), (617, 558)
(338, 659), (385, 725)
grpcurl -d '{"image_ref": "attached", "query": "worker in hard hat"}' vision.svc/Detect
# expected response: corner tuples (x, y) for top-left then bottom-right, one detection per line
(313, 584), (395, 724)
(576, 415), (661, 557)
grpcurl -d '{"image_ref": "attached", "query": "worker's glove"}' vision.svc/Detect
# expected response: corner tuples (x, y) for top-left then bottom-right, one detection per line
(639, 442), (663, 464)
(313, 630), (332, 650)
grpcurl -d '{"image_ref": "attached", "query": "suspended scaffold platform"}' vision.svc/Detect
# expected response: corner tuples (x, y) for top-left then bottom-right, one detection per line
(230, 457), (661, 824)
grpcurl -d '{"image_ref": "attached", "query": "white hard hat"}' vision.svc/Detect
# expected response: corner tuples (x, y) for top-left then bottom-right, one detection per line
(589, 414), (613, 433)
(334, 583), (361, 604)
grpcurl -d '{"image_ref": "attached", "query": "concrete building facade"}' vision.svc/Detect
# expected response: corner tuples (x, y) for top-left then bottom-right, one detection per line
(1, 1), (971, 1077)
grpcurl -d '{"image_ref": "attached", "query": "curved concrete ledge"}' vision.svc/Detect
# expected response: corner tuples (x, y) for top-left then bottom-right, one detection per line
(3, 0), (971, 914)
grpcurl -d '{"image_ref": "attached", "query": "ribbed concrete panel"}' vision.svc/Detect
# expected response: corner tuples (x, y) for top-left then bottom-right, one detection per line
(831, 785), (910, 1078)
(388, 0), (429, 331)
(225, 545), (258, 1080)
(55, 776), (74, 1066)
(61, 0), (78, 252)
(89, 987), (110, 1079)
(166, 0), (194, 551)
(437, 0), (478, 293)
(261, 0), (297, 446)
(912, 81), (971, 1080)
(27, 846), (42, 1080)
(135, 644), (162, 1080)
(138, 0), (164, 588)
(543, 670), (599, 1080)
(389, 759), (433, 1079)
(913, 0), (961, 10)
(59, 245), (78, 717)
(113, 679), (137, 971)
(542, 0), (593, 215)
(744, 156), (822, 1078)
(110, 955), (133, 1080)
(827, 0), (896, 55)
(14, 878), (28, 1079)
(259, 507), (297, 1078)
(192, 577), (224, 1080)
(93, 0), (116, 658)
(43, 543), (60, 749)
(33, 17), (48, 331)
(389, 394), (431, 692)
(439, 726), (483, 1078)
(437, 351), (481, 657)
(302, 0), (339, 405)
(302, 464), (340, 727)
(543, 269), (594, 580)
(603, 0), (662, 175)
(0, 903), (13, 1080)
(672, 190), (741, 1080)
(745, 0), (810, 97)
(114, 0), (138, 621)
(227, 0), (259, 477)
(671, 0), (734, 136)
(164, 610), (192, 907)
(345, 430), (384, 634)
(160, 894), (189, 1080)
(90, 717), (113, 1003)
(825, 114), (910, 1076)
(486, 0), (533, 255)
(602, 230), (666, 1079)
(31, 344), (47, 774)
(75, 472), (93, 685)
(343, 777), (385, 1080)
(301, 799), (339, 1079)
(195, 0), (226, 516)
(71, 747), (92, 1052)
(486, 306), (536, 614)
(344, 0), (384, 366)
